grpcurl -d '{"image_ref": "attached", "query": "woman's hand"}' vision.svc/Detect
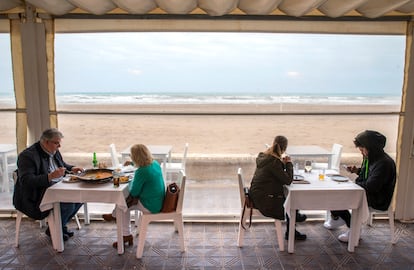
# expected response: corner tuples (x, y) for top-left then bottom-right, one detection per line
(123, 161), (134, 166)
(283, 155), (292, 163)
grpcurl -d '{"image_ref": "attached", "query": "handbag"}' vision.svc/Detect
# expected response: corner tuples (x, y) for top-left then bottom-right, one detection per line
(161, 182), (180, 213)
(125, 194), (139, 208)
(241, 187), (254, 230)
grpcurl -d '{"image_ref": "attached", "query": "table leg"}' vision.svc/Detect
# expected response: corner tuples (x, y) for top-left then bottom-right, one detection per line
(162, 155), (167, 181)
(50, 202), (64, 252)
(348, 208), (360, 252)
(288, 208), (296, 253)
(0, 154), (8, 192)
(115, 206), (125, 254)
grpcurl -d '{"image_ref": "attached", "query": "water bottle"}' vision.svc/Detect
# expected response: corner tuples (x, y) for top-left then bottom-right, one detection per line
(92, 152), (98, 168)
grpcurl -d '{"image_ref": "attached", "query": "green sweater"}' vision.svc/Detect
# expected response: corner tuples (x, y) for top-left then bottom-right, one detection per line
(129, 160), (165, 213)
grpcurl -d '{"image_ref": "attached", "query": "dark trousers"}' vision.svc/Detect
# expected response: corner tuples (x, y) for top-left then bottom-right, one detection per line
(285, 210), (300, 232)
(331, 210), (351, 227)
(60, 202), (83, 229)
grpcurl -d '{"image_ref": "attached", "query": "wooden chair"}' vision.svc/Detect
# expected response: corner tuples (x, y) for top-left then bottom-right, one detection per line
(135, 170), (186, 259)
(237, 168), (284, 251)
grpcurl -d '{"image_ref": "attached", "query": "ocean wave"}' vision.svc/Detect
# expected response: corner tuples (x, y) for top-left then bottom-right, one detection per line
(55, 94), (400, 105)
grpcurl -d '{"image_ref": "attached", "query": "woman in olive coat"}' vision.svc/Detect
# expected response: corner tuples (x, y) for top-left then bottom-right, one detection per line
(249, 135), (306, 240)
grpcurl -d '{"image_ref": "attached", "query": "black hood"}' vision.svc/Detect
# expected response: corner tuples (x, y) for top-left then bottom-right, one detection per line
(354, 130), (386, 159)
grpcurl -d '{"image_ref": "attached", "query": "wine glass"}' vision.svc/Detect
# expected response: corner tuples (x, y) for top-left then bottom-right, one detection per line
(304, 160), (312, 173)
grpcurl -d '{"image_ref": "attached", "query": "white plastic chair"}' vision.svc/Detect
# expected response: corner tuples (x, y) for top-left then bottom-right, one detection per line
(0, 155), (17, 192)
(14, 171), (81, 247)
(368, 205), (396, 244)
(109, 143), (120, 168)
(237, 168), (284, 251)
(164, 143), (188, 181)
(135, 170), (186, 259)
(313, 143), (343, 170)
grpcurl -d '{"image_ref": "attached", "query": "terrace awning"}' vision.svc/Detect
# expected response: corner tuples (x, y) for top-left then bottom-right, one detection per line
(1, 0), (414, 18)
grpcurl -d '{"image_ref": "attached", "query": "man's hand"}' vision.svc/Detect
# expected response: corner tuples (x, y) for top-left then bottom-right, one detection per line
(344, 165), (358, 174)
(48, 167), (66, 181)
(71, 167), (84, 173)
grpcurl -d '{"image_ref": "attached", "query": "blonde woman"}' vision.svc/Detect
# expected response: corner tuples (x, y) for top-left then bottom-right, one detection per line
(103, 144), (165, 248)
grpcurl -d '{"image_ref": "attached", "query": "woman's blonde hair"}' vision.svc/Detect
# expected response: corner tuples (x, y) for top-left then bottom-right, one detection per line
(130, 144), (153, 167)
(264, 135), (288, 158)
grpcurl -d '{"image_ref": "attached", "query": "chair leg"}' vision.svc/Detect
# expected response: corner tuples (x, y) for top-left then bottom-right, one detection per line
(83, 203), (90, 225)
(74, 214), (82, 230)
(388, 209), (396, 244)
(136, 218), (149, 259)
(368, 212), (374, 227)
(134, 210), (140, 227)
(274, 220), (284, 251)
(15, 211), (23, 248)
(237, 209), (245, 247)
(173, 217), (185, 252)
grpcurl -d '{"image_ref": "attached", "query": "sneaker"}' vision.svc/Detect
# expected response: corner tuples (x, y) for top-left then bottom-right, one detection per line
(285, 230), (307, 241)
(323, 216), (346, 229)
(338, 230), (350, 243)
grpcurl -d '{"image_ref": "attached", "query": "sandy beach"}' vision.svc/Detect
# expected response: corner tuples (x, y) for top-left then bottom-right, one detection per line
(0, 103), (400, 179)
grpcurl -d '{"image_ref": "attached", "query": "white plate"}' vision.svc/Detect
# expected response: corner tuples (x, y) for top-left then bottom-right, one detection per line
(293, 175), (304, 181)
(62, 176), (79, 183)
(331, 175), (349, 182)
(121, 165), (136, 173)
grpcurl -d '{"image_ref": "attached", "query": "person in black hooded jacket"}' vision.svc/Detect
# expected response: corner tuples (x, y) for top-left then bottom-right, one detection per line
(323, 130), (396, 243)
(249, 135), (307, 241)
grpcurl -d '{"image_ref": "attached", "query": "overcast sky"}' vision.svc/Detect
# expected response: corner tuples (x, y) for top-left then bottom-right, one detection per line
(0, 32), (406, 96)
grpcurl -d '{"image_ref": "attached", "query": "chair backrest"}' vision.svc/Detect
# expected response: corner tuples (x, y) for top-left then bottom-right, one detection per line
(237, 168), (246, 208)
(109, 143), (120, 167)
(181, 143), (189, 168)
(330, 143), (343, 170)
(175, 170), (186, 213)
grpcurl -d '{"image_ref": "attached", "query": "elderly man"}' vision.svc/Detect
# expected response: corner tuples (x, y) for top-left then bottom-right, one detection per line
(323, 130), (396, 242)
(13, 128), (84, 241)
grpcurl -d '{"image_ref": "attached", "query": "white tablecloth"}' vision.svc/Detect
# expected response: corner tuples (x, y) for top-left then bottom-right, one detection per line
(40, 180), (130, 254)
(284, 170), (369, 253)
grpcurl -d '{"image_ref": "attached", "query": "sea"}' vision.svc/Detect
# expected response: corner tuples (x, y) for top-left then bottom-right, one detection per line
(0, 92), (402, 106)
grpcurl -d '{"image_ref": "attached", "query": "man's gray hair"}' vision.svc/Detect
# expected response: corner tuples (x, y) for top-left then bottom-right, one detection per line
(40, 128), (64, 141)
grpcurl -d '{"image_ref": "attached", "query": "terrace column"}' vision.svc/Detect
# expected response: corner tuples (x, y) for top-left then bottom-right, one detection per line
(10, 4), (57, 152)
(395, 21), (414, 222)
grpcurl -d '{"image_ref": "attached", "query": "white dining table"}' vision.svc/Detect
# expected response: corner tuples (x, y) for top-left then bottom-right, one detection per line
(0, 144), (16, 192)
(286, 145), (333, 167)
(284, 169), (369, 253)
(121, 145), (172, 178)
(39, 179), (130, 254)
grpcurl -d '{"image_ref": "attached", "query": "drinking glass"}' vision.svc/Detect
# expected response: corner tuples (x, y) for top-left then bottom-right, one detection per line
(304, 160), (312, 173)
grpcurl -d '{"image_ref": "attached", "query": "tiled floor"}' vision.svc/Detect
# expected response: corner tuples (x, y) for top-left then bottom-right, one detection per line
(2, 178), (414, 269)
(1, 217), (414, 269)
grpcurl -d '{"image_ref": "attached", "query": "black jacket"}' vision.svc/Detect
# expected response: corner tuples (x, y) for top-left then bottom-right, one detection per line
(13, 142), (74, 220)
(249, 153), (293, 220)
(354, 130), (396, 211)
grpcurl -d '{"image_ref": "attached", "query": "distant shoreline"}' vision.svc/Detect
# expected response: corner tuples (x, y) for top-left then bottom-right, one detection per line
(55, 103), (400, 114)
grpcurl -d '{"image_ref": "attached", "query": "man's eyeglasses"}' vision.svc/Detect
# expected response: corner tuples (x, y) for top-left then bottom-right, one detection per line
(49, 140), (61, 145)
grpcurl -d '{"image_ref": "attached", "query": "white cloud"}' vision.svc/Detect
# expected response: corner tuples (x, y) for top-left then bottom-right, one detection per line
(287, 71), (300, 77)
(128, 68), (142, 75)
